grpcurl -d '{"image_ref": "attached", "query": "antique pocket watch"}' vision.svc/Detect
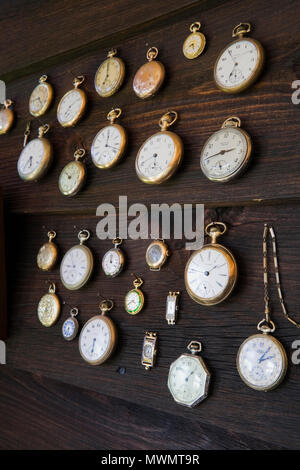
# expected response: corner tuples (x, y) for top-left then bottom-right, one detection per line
(135, 111), (183, 184)
(0, 99), (14, 135)
(37, 230), (58, 271)
(102, 238), (125, 277)
(91, 108), (127, 169)
(214, 22), (265, 94)
(183, 22), (206, 59)
(146, 239), (169, 271)
(58, 148), (86, 197)
(185, 222), (237, 305)
(62, 307), (80, 341)
(94, 49), (125, 98)
(125, 276), (145, 315)
(29, 75), (54, 117)
(133, 47), (165, 99)
(168, 341), (211, 408)
(60, 229), (94, 290)
(79, 300), (117, 365)
(37, 282), (61, 327)
(200, 116), (252, 182)
(17, 123), (52, 182)
(57, 76), (87, 127)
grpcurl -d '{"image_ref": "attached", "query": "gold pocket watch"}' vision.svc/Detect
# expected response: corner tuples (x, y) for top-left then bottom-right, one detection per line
(168, 341), (211, 408)
(146, 239), (169, 271)
(125, 276), (144, 315)
(91, 109), (127, 169)
(94, 49), (125, 98)
(37, 282), (61, 327)
(37, 230), (58, 271)
(0, 99), (14, 135)
(102, 238), (125, 277)
(60, 229), (94, 290)
(79, 300), (117, 365)
(185, 222), (237, 305)
(29, 75), (54, 117)
(135, 111), (183, 184)
(183, 22), (206, 59)
(62, 307), (80, 341)
(57, 76), (87, 127)
(17, 123), (52, 182)
(214, 22), (265, 94)
(133, 47), (165, 99)
(58, 148), (86, 197)
(200, 117), (252, 182)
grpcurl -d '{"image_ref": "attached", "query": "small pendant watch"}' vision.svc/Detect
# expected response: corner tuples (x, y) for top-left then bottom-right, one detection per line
(58, 148), (86, 197)
(37, 230), (58, 271)
(183, 22), (206, 59)
(200, 117), (252, 182)
(91, 108), (127, 169)
(0, 99), (14, 135)
(37, 282), (61, 327)
(29, 75), (54, 117)
(125, 276), (144, 315)
(185, 222), (237, 305)
(57, 76), (87, 127)
(136, 111), (183, 184)
(17, 123), (52, 182)
(133, 47), (165, 99)
(146, 239), (169, 271)
(94, 49), (125, 98)
(62, 307), (80, 341)
(102, 238), (125, 277)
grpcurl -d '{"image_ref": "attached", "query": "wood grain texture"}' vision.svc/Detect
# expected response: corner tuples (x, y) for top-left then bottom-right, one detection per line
(0, 190), (7, 340)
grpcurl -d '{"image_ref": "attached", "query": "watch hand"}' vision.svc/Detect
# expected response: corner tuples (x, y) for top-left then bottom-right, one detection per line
(259, 355), (275, 363)
(205, 148), (236, 161)
(91, 338), (96, 354)
(258, 346), (271, 363)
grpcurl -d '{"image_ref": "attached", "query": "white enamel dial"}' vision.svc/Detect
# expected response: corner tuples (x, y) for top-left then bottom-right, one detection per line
(79, 316), (113, 364)
(91, 125), (123, 168)
(60, 245), (91, 289)
(125, 290), (143, 314)
(57, 89), (84, 125)
(186, 247), (230, 300)
(237, 334), (286, 390)
(136, 132), (175, 179)
(215, 39), (259, 90)
(200, 127), (248, 180)
(59, 161), (84, 195)
(168, 355), (207, 406)
(102, 248), (123, 277)
(17, 138), (46, 177)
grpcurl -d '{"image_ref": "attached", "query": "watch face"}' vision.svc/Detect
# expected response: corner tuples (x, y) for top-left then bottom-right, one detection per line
(60, 245), (93, 290)
(37, 242), (58, 271)
(237, 334), (287, 391)
(133, 60), (165, 99)
(29, 83), (52, 117)
(17, 138), (52, 181)
(146, 241), (168, 270)
(57, 89), (86, 127)
(79, 316), (116, 365)
(168, 354), (210, 407)
(143, 342), (154, 358)
(183, 32), (206, 59)
(215, 38), (263, 92)
(91, 124), (126, 169)
(125, 289), (144, 315)
(37, 293), (60, 327)
(185, 245), (236, 305)
(62, 317), (78, 341)
(0, 108), (13, 134)
(94, 57), (125, 97)
(58, 161), (85, 196)
(136, 131), (183, 184)
(102, 248), (123, 277)
(200, 127), (251, 181)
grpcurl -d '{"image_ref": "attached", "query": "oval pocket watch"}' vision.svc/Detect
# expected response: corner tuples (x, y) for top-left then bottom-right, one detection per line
(37, 282), (61, 327)
(62, 307), (80, 341)
(168, 341), (211, 408)
(125, 276), (145, 315)
(146, 239), (169, 271)
(79, 300), (117, 365)
(133, 47), (165, 99)
(17, 123), (52, 182)
(136, 111), (183, 184)
(37, 230), (58, 271)
(91, 108), (127, 169)
(29, 75), (54, 117)
(60, 229), (94, 290)
(185, 222), (237, 305)
(94, 49), (125, 98)
(200, 116), (252, 182)
(183, 22), (206, 59)
(102, 238), (125, 277)
(0, 99), (14, 135)
(57, 76), (87, 127)
(58, 148), (86, 197)
(214, 22), (265, 94)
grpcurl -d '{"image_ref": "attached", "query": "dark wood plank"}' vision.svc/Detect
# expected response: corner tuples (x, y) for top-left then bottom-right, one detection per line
(0, 189), (7, 340)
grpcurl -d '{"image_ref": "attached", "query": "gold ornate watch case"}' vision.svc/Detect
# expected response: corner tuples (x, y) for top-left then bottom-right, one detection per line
(133, 47), (165, 99)
(0, 100), (14, 135)
(29, 75), (54, 117)
(57, 76), (87, 127)
(37, 283), (61, 327)
(58, 148), (87, 197)
(37, 230), (58, 271)
(94, 49), (125, 98)
(183, 22), (206, 59)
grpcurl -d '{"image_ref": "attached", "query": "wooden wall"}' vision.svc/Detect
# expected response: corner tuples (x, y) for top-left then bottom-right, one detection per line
(0, 0), (299, 449)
